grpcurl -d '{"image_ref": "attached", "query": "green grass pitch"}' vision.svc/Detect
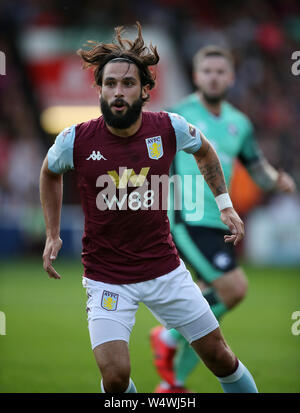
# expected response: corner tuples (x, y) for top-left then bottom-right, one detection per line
(0, 257), (299, 393)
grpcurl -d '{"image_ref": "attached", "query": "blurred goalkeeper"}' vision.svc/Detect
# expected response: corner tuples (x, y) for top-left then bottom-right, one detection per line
(40, 24), (259, 393)
(150, 45), (296, 393)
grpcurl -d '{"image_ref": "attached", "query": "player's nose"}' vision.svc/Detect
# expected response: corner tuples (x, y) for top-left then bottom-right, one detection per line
(114, 82), (124, 97)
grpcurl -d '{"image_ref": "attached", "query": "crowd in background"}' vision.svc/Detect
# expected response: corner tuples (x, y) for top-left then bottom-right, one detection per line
(0, 0), (300, 254)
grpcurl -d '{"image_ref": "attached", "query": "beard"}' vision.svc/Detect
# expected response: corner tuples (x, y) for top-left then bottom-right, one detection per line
(201, 89), (228, 105)
(100, 95), (144, 129)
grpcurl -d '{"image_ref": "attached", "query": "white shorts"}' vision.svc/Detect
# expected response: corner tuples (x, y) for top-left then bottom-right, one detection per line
(82, 259), (219, 349)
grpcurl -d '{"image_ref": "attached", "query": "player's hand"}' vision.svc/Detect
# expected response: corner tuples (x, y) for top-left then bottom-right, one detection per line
(220, 207), (245, 246)
(276, 169), (296, 193)
(42, 237), (63, 279)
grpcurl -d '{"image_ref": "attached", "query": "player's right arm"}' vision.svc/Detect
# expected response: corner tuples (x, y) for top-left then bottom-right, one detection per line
(39, 125), (76, 279)
(40, 157), (63, 279)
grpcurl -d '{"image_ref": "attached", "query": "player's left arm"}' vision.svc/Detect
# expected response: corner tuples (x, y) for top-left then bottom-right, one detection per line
(193, 135), (244, 246)
(40, 125), (76, 280)
(239, 121), (296, 193)
(246, 158), (296, 193)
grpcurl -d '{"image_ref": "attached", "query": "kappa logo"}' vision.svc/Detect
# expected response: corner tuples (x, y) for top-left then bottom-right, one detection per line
(87, 150), (107, 161)
(145, 136), (163, 160)
(101, 291), (119, 311)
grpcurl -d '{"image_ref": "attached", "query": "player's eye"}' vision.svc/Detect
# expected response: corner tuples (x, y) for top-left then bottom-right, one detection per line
(123, 80), (135, 86)
(105, 80), (116, 87)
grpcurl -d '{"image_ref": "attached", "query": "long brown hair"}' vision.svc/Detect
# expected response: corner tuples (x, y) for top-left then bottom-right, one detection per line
(77, 22), (159, 101)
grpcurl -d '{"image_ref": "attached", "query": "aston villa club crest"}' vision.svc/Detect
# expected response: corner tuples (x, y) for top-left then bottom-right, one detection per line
(101, 290), (119, 311)
(145, 136), (163, 160)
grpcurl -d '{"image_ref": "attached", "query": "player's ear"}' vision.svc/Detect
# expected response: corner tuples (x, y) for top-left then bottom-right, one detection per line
(141, 84), (150, 101)
(193, 71), (200, 88)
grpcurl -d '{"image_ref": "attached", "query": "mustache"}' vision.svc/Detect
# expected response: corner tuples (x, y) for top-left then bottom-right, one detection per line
(110, 98), (129, 107)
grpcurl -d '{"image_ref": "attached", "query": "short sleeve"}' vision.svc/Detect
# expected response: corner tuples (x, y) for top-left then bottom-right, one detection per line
(238, 120), (262, 166)
(47, 125), (76, 174)
(167, 112), (202, 154)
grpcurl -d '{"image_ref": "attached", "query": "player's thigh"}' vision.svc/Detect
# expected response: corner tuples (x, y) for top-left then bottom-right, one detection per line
(212, 267), (248, 308)
(143, 260), (218, 338)
(172, 224), (236, 285)
(82, 277), (139, 348)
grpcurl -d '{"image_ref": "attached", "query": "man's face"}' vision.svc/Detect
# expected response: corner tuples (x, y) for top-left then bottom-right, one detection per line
(99, 62), (148, 129)
(194, 56), (234, 104)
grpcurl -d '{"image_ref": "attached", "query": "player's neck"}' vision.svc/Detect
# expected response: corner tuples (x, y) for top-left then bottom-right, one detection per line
(198, 92), (222, 117)
(105, 114), (143, 138)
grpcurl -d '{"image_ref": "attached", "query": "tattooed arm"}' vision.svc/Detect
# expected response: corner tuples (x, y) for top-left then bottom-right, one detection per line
(193, 136), (227, 197)
(193, 135), (244, 245)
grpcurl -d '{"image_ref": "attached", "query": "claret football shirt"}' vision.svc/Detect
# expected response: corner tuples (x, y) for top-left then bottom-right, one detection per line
(47, 111), (202, 284)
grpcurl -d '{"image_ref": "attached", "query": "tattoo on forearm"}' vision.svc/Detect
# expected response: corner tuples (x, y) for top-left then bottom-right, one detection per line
(196, 159), (227, 196)
(194, 139), (227, 196)
(198, 160), (221, 181)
